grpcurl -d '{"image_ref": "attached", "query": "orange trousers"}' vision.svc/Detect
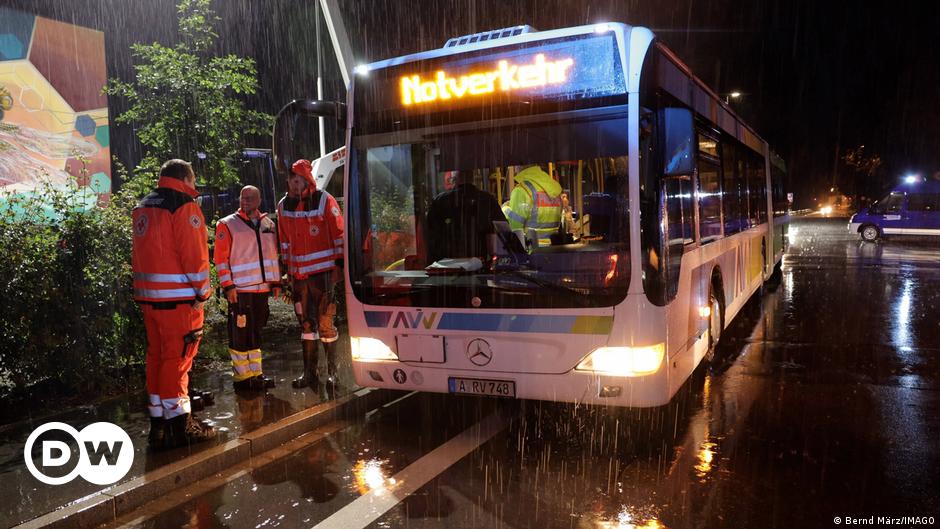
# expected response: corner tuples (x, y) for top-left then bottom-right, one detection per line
(142, 304), (204, 419)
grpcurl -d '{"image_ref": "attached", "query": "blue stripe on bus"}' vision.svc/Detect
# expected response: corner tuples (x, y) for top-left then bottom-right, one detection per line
(364, 310), (612, 335)
(364, 311), (393, 328)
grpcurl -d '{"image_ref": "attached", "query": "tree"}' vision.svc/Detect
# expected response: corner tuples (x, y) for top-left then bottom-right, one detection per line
(105, 0), (272, 190)
(841, 145), (883, 198)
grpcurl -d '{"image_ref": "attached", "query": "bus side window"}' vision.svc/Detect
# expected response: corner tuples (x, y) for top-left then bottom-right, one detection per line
(639, 99), (666, 304)
(663, 175), (693, 300)
(737, 157), (750, 227)
(696, 130), (722, 242)
(721, 142), (742, 235)
(746, 152), (766, 225)
(697, 161), (722, 241)
(754, 154), (768, 224)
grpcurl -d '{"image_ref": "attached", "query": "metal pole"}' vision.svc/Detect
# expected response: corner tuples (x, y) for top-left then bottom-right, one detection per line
(318, 0), (354, 88)
(315, 0), (326, 157)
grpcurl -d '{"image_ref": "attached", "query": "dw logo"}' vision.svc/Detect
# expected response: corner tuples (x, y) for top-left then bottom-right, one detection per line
(24, 422), (134, 486)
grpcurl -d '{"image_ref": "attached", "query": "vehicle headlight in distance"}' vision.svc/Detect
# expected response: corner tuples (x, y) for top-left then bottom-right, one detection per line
(350, 337), (399, 361)
(575, 344), (665, 376)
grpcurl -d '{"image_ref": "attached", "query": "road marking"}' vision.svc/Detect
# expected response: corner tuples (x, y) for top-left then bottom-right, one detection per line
(365, 390), (417, 420)
(102, 419), (353, 528)
(312, 411), (506, 529)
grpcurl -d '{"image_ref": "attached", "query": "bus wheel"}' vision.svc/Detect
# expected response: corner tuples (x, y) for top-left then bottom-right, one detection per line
(860, 225), (880, 242)
(704, 288), (723, 363)
(765, 258), (783, 291)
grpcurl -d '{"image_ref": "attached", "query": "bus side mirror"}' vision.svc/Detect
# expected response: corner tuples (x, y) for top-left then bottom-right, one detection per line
(273, 99), (347, 175)
(661, 107), (694, 177)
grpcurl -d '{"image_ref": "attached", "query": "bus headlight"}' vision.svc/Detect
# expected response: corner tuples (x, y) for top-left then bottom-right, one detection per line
(350, 337), (399, 361)
(575, 344), (665, 376)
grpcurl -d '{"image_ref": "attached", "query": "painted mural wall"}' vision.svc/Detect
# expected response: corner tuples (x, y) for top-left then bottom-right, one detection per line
(0, 7), (110, 212)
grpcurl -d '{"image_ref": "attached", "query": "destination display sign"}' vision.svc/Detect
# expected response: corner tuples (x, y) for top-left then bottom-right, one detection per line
(360, 32), (627, 118)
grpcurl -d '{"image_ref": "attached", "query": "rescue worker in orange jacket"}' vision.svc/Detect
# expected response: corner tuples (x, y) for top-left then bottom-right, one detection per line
(277, 159), (344, 391)
(132, 159), (217, 450)
(215, 185), (281, 392)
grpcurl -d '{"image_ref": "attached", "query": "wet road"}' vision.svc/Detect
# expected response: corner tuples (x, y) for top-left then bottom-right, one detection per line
(102, 217), (940, 529)
(0, 333), (361, 528)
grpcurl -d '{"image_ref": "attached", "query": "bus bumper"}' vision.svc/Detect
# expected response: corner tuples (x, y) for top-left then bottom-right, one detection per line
(350, 360), (674, 408)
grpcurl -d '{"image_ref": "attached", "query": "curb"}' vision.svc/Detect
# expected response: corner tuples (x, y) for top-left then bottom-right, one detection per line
(14, 387), (401, 529)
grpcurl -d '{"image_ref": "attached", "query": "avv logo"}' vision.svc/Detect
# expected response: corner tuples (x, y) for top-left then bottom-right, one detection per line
(24, 422), (134, 485)
(391, 311), (439, 330)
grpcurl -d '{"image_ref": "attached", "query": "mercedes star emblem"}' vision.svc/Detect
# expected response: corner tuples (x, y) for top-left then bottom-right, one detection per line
(466, 338), (493, 366)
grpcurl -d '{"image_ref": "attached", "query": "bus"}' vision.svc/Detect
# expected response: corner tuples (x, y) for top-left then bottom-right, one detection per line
(274, 22), (788, 407)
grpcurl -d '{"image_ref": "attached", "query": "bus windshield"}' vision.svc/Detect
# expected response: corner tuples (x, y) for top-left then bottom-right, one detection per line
(347, 112), (631, 309)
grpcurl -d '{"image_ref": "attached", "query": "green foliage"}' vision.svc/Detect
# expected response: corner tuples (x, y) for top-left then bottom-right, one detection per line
(370, 184), (415, 233)
(0, 164), (144, 396)
(840, 145), (884, 196)
(842, 145), (883, 178)
(111, 157), (152, 200)
(104, 0), (272, 190)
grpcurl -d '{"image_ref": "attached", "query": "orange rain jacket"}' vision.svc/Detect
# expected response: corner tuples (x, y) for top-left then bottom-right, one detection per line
(277, 160), (344, 280)
(132, 177), (210, 305)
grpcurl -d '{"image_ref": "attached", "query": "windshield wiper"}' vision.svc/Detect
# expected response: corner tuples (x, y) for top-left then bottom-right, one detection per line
(369, 285), (433, 300)
(491, 269), (593, 307)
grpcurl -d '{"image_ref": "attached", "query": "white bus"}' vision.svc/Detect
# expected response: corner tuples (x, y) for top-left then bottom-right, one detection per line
(274, 22), (788, 407)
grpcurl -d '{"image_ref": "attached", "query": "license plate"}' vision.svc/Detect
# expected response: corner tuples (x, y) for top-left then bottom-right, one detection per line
(448, 377), (516, 398)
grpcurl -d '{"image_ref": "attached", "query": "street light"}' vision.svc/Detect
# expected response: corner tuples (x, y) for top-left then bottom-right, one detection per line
(725, 91), (741, 104)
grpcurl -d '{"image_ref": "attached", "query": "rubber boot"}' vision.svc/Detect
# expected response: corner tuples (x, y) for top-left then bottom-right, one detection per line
(233, 376), (267, 392)
(292, 340), (319, 389)
(187, 383), (215, 406)
(147, 417), (166, 449)
(190, 394), (205, 412)
(320, 341), (339, 399)
(162, 413), (217, 449)
(323, 340), (339, 386)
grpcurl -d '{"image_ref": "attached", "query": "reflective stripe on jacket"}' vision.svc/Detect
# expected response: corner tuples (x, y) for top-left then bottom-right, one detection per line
(507, 166), (563, 244)
(132, 177), (210, 304)
(215, 209), (280, 292)
(277, 189), (344, 279)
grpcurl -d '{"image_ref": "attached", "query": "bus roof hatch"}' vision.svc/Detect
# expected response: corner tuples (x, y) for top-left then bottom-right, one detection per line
(443, 25), (536, 48)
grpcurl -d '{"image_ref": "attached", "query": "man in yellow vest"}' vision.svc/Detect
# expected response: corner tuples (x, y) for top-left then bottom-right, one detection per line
(505, 165), (563, 247)
(215, 186), (282, 391)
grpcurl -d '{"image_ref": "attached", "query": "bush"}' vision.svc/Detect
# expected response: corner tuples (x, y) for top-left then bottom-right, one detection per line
(0, 175), (146, 397)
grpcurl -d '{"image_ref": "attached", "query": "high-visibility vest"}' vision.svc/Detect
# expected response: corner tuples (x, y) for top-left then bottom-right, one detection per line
(506, 167), (562, 246)
(277, 189), (344, 279)
(215, 210), (280, 292)
(132, 177), (210, 304)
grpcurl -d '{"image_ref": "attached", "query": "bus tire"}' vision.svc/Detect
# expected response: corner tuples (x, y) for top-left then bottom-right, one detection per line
(704, 284), (723, 364)
(757, 238), (768, 297)
(860, 224), (881, 242)
(766, 259), (783, 290)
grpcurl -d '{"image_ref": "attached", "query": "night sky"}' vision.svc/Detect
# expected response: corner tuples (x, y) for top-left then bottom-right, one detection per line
(2, 0), (937, 207)
(343, 0), (940, 205)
